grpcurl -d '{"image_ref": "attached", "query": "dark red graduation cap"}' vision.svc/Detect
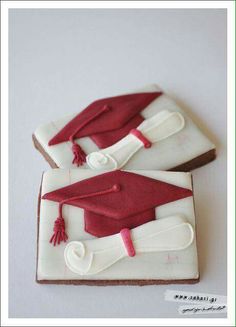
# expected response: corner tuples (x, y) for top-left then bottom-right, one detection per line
(48, 92), (162, 166)
(42, 171), (193, 246)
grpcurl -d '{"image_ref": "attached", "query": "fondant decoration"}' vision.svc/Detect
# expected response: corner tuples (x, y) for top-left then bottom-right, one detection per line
(42, 170), (193, 244)
(50, 216), (68, 246)
(37, 169), (199, 283)
(120, 228), (136, 257)
(48, 183), (121, 246)
(64, 215), (194, 275)
(34, 84), (216, 171)
(129, 129), (152, 149)
(48, 92), (162, 166)
(86, 110), (185, 171)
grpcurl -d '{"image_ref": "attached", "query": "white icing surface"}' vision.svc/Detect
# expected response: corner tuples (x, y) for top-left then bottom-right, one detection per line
(37, 169), (199, 281)
(34, 85), (215, 170)
(86, 110), (185, 170)
(64, 215), (194, 275)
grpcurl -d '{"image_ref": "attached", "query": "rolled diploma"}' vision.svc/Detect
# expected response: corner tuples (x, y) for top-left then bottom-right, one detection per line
(86, 110), (185, 170)
(64, 215), (194, 276)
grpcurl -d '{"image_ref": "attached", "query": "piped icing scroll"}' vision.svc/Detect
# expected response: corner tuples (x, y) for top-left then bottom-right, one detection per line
(64, 215), (194, 275)
(86, 110), (185, 171)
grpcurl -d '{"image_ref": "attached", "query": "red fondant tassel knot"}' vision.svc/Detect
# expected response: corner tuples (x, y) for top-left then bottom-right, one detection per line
(50, 217), (68, 246)
(72, 143), (86, 166)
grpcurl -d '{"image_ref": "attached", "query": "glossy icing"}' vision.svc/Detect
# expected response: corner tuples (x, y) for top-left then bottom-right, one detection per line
(37, 169), (199, 281)
(34, 85), (215, 170)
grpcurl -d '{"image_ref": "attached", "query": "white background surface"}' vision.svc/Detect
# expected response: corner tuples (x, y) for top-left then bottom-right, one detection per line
(9, 9), (227, 318)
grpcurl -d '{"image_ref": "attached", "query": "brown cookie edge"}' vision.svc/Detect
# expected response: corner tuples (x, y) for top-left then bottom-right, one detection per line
(32, 134), (216, 172)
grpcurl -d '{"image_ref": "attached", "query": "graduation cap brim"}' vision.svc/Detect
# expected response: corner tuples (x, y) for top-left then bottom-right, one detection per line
(42, 170), (193, 220)
(48, 92), (162, 146)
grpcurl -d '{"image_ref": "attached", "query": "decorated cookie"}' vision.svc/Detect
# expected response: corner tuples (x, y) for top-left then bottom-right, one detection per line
(33, 85), (215, 171)
(37, 169), (199, 285)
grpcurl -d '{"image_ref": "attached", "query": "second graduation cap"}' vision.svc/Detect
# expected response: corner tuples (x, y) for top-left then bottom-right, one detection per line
(42, 170), (193, 246)
(48, 92), (162, 166)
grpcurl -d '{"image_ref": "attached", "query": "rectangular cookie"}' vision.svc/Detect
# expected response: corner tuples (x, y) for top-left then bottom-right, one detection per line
(37, 169), (199, 285)
(33, 84), (215, 171)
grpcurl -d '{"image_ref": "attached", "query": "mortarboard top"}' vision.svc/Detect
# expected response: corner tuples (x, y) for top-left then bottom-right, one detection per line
(48, 92), (162, 166)
(42, 170), (193, 246)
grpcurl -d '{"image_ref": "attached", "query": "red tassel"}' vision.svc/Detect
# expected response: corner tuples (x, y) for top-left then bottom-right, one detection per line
(50, 217), (68, 246)
(68, 105), (111, 166)
(72, 143), (86, 166)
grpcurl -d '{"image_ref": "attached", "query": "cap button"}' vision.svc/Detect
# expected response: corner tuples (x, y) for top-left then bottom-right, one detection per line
(103, 104), (111, 112)
(112, 184), (121, 192)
